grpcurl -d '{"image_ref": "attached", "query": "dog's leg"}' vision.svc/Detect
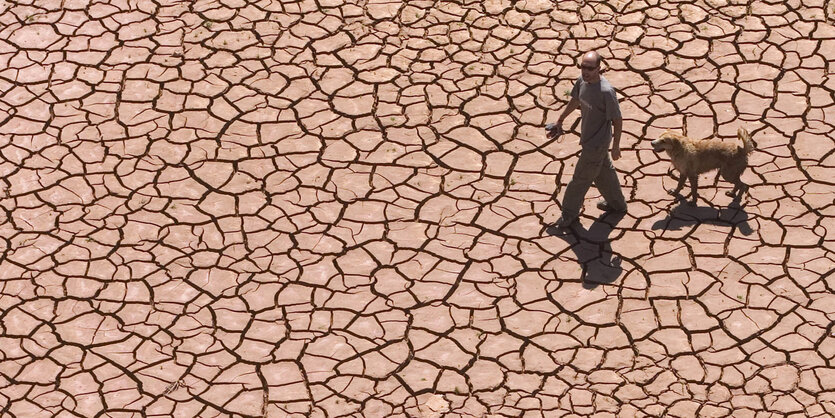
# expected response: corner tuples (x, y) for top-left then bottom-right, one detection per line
(726, 180), (741, 198)
(725, 170), (739, 198)
(668, 174), (686, 196)
(726, 184), (738, 198)
(728, 181), (748, 200)
(722, 167), (747, 200)
(687, 175), (698, 205)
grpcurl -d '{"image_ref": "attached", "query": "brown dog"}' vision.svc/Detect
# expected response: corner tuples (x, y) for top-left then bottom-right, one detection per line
(651, 128), (754, 204)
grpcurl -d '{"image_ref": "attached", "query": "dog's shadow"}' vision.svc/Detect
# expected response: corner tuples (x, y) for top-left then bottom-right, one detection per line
(546, 212), (626, 289)
(652, 201), (754, 235)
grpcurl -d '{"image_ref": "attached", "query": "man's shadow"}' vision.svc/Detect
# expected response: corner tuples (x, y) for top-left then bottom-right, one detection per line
(651, 200), (754, 235)
(546, 212), (626, 289)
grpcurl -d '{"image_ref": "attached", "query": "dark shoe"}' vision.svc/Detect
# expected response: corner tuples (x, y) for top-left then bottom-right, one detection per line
(554, 215), (578, 228)
(596, 200), (626, 213)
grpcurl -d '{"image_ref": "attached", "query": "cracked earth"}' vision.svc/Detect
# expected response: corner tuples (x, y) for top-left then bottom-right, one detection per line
(0, 0), (834, 417)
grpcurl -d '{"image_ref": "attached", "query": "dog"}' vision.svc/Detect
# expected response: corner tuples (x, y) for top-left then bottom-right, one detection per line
(651, 128), (754, 204)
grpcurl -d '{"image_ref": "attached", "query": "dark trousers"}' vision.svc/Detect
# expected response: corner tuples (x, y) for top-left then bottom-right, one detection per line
(561, 144), (626, 219)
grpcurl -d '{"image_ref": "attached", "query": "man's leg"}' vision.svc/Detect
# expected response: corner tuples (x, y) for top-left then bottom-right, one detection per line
(560, 146), (607, 222)
(594, 152), (627, 211)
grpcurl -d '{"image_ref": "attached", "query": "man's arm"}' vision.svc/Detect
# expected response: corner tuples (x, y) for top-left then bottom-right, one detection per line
(558, 97), (580, 125)
(611, 117), (622, 160)
(546, 97), (580, 139)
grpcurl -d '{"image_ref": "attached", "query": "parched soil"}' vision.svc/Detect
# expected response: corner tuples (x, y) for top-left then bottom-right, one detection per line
(0, 0), (834, 417)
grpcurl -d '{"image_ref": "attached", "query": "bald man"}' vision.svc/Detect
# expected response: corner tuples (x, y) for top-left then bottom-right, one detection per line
(547, 51), (627, 228)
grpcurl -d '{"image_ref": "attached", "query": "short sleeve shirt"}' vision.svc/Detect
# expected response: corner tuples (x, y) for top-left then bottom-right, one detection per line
(570, 76), (622, 148)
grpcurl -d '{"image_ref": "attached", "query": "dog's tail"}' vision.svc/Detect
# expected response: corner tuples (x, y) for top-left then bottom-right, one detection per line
(738, 127), (754, 155)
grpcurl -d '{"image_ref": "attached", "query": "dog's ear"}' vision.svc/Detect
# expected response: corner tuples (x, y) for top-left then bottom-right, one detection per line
(666, 133), (683, 147)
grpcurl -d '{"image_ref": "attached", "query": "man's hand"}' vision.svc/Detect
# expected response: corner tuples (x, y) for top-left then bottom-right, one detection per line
(611, 118), (623, 161)
(545, 123), (563, 140)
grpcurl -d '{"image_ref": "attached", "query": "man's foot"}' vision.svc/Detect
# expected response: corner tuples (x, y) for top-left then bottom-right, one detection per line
(554, 215), (578, 228)
(596, 200), (627, 213)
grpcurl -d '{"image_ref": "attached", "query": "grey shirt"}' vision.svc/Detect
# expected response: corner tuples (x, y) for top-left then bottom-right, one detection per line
(571, 76), (622, 148)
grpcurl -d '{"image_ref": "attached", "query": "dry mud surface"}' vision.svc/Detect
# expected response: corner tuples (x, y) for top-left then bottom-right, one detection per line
(1, 0), (834, 417)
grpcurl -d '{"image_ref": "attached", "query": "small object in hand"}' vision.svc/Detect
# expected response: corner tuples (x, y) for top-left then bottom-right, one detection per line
(545, 123), (563, 139)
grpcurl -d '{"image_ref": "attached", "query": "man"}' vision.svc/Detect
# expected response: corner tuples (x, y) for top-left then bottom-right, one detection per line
(547, 51), (627, 228)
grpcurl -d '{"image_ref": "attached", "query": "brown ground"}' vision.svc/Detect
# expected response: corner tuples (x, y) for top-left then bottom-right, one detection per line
(0, 0), (834, 417)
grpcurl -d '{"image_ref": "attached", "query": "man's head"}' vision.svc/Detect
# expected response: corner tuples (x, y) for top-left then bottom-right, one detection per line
(580, 51), (602, 83)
